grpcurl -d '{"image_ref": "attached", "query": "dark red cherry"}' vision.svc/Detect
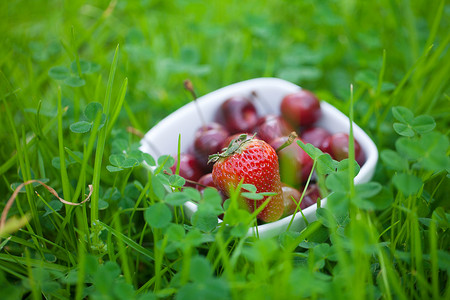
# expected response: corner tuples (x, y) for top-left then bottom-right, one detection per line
(196, 173), (216, 191)
(281, 90), (322, 127)
(300, 184), (321, 209)
(255, 114), (294, 144)
(301, 127), (331, 149)
(321, 133), (365, 165)
(191, 122), (229, 172)
(270, 137), (314, 186)
(170, 153), (204, 187)
(215, 96), (259, 134)
(300, 195), (316, 210)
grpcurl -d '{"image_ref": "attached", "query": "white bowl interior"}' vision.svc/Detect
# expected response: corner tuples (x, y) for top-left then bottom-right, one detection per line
(140, 78), (378, 238)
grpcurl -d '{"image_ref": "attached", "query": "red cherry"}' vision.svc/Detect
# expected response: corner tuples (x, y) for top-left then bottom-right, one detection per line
(270, 137), (314, 186)
(170, 153), (204, 187)
(196, 173), (216, 191)
(300, 184), (321, 209)
(215, 96), (259, 134)
(255, 114), (294, 144)
(301, 126), (331, 149)
(321, 133), (365, 165)
(280, 90), (321, 127)
(191, 122), (229, 172)
(281, 183), (301, 217)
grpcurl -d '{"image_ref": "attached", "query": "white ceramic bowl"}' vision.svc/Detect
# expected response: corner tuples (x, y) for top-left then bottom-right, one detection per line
(140, 78), (378, 238)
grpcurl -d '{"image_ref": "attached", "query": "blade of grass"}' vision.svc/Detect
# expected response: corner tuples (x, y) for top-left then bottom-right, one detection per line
(106, 77), (128, 138)
(1, 95), (47, 257)
(0, 253), (68, 272)
(123, 101), (144, 132)
(25, 248), (41, 300)
(57, 86), (72, 202)
(91, 44), (120, 238)
(0, 261), (26, 280)
(0, 83), (68, 177)
(348, 84), (355, 197)
(64, 147), (95, 177)
(97, 221), (155, 261)
(113, 214), (133, 285)
(287, 159), (316, 231)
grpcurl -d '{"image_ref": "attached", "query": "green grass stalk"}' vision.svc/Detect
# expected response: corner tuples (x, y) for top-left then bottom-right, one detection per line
(57, 86), (72, 202)
(113, 214), (133, 285)
(91, 44), (120, 240)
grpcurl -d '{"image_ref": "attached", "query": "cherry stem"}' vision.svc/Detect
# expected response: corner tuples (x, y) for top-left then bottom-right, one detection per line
(184, 79), (206, 128)
(185, 178), (208, 188)
(126, 126), (144, 138)
(184, 79), (197, 99)
(250, 90), (272, 114)
(275, 131), (298, 153)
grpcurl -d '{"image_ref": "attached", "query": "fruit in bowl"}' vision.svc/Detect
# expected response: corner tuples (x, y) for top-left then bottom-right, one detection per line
(300, 126), (331, 149)
(215, 96), (259, 134)
(281, 89), (322, 127)
(209, 134), (284, 222)
(140, 78), (378, 238)
(255, 114), (294, 144)
(321, 132), (365, 166)
(189, 122), (229, 172)
(270, 136), (314, 187)
(169, 153), (204, 187)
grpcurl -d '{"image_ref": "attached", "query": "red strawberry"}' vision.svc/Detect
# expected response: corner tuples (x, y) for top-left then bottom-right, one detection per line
(209, 134), (284, 222)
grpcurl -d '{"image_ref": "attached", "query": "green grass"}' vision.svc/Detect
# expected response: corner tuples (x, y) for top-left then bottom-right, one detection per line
(1, 0), (449, 299)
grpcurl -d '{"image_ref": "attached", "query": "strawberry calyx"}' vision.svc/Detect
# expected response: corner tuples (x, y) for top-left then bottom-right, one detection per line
(208, 133), (256, 164)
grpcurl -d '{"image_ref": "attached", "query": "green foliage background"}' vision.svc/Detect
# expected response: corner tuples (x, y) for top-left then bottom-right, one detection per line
(0, 0), (449, 299)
